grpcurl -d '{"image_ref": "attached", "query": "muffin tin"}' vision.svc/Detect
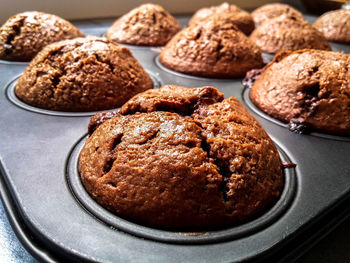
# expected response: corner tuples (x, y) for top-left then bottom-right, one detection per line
(0, 15), (350, 262)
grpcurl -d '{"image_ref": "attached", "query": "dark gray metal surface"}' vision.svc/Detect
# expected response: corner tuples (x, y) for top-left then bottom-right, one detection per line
(0, 16), (349, 263)
(0, 199), (37, 263)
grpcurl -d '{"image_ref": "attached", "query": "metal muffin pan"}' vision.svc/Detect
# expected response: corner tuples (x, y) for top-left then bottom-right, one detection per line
(0, 16), (350, 262)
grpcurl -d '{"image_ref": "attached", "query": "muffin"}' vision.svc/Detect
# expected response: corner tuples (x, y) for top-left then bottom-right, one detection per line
(188, 2), (254, 35)
(106, 4), (181, 46)
(313, 9), (350, 43)
(249, 15), (331, 54)
(249, 49), (350, 135)
(15, 37), (152, 112)
(159, 20), (264, 78)
(0, 11), (84, 62)
(251, 3), (303, 27)
(79, 85), (283, 229)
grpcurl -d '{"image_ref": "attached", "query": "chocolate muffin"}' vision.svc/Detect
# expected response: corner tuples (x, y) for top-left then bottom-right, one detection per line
(15, 37), (152, 112)
(188, 2), (254, 35)
(0, 11), (84, 62)
(249, 15), (331, 54)
(249, 49), (350, 135)
(106, 4), (181, 46)
(313, 9), (350, 43)
(251, 3), (303, 27)
(159, 20), (264, 78)
(79, 85), (283, 229)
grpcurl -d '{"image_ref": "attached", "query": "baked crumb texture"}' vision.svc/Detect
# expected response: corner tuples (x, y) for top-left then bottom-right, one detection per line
(0, 11), (84, 61)
(314, 9), (350, 43)
(251, 3), (304, 27)
(188, 2), (254, 35)
(250, 15), (331, 54)
(160, 20), (263, 78)
(250, 49), (350, 135)
(15, 37), (152, 112)
(80, 86), (283, 230)
(106, 4), (181, 46)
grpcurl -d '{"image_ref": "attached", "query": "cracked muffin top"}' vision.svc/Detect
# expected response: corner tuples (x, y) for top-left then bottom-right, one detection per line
(188, 2), (254, 35)
(250, 15), (331, 54)
(313, 9), (350, 43)
(106, 4), (181, 46)
(0, 11), (84, 62)
(248, 49), (350, 135)
(159, 20), (263, 78)
(79, 85), (283, 229)
(251, 3), (303, 27)
(15, 37), (152, 112)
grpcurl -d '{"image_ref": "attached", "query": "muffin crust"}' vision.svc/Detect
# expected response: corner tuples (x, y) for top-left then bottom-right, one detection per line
(0, 11), (84, 61)
(314, 9), (350, 43)
(250, 15), (331, 54)
(15, 37), (152, 111)
(79, 86), (283, 229)
(106, 4), (181, 46)
(160, 20), (263, 78)
(188, 2), (254, 35)
(252, 3), (303, 27)
(249, 49), (350, 135)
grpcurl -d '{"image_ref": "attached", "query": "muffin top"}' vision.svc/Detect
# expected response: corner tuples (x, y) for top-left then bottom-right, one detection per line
(251, 3), (303, 27)
(249, 15), (331, 54)
(314, 9), (350, 43)
(15, 37), (152, 112)
(249, 49), (350, 135)
(79, 85), (283, 229)
(188, 2), (254, 35)
(0, 11), (84, 61)
(106, 4), (181, 46)
(160, 20), (263, 78)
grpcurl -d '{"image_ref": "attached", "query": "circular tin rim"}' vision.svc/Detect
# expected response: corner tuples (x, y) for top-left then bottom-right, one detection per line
(154, 55), (241, 82)
(242, 87), (350, 142)
(5, 73), (162, 117)
(66, 134), (297, 244)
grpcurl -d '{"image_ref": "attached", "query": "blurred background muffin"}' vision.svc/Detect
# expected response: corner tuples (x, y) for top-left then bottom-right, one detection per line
(313, 9), (350, 43)
(188, 2), (254, 35)
(160, 19), (263, 78)
(0, 11), (84, 61)
(106, 4), (181, 46)
(251, 3), (304, 27)
(249, 14), (331, 54)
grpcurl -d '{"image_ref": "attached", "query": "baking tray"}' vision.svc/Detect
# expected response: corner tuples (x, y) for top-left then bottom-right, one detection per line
(0, 15), (350, 262)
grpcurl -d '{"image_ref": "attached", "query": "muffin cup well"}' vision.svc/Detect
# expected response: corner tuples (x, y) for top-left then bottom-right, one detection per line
(66, 134), (297, 244)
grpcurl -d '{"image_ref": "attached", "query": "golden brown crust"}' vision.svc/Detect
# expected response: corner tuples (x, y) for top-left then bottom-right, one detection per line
(188, 2), (254, 35)
(106, 4), (181, 46)
(0, 11), (84, 62)
(251, 3), (304, 27)
(79, 86), (283, 229)
(313, 9), (350, 43)
(15, 37), (152, 112)
(159, 20), (263, 78)
(250, 15), (331, 54)
(250, 49), (350, 135)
